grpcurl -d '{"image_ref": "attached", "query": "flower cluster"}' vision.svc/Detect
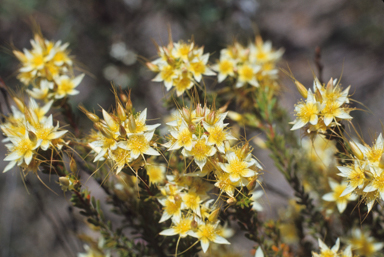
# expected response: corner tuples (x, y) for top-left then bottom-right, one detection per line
(291, 77), (353, 134)
(1, 97), (68, 173)
(158, 104), (264, 253)
(13, 34), (84, 101)
(312, 238), (354, 257)
(147, 39), (215, 96)
(213, 36), (283, 88)
(336, 134), (384, 212)
(85, 92), (160, 174)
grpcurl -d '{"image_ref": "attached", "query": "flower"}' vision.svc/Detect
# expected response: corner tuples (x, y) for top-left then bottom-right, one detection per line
(53, 74), (84, 99)
(322, 179), (357, 213)
(349, 228), (383, 257)
(159, 216), (194, 238)
(189, 220), (230, 253)
(118, 131), (160, 160)
(148, 39), (215, 96)
(219, 152), (258, 182)
(3, 133), (39, 173)
(312, 238), (340, 257)
(291, 89), (321, 130)
(183, 135), (217, 171)
(250, 189), (264, 212)
(146, 164), (166, 185)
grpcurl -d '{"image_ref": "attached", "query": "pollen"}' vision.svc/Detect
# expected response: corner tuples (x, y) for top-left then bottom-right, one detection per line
(15, 138), (34, 156)
(209, 126), (226, 143)
(127, 134), (149, 153)
(191, 139), (211, 161)
(239, 65), (254, 81)
(297, 103), (318, 121)
(227, 159), (248, 177)
(165, 199), (182, 215)
(174, 218), (192, 235)
(218, 60), (233, 74)
(57, 78), (75, 95)
(197, 223), (215, 241)
(182, 192), (200, 210)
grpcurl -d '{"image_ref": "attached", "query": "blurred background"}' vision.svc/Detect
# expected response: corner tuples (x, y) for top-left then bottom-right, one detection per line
(1, 0), (384, 256)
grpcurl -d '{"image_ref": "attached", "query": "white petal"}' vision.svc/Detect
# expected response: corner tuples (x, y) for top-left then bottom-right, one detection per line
(159, 228), (177, 236)
(322, 193), (335, 202)
(3, 161), (17, 173)
(213, 235), (230, 245)
(144, 147), (160, 156)
(201, 240), (210, 253)
(255, 247), (264, 257)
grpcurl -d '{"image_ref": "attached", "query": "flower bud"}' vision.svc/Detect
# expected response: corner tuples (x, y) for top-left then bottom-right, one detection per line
(59, 177), (70, 187)
(146, 62), (159, 72)
(13, 97), (25, 112)
(247, 179), (257, 191)
(28, 130), (37, 144)
(196, 104), (204, 117)
(295, 81), (308, 99)
(191, 219), (198, 229)
(188, 124), (196, 133)
(182, 107), (191, 122)
(227, 111), (243, 122)
(326, 77), (334, 92)
(117, 103), (127, 121)
(119, 125), (127, 137)
(224, 141), (231, 152)
(120, 93), (128, 103)
(350, 141), (364, 160)
(240, 142), (250, 159)
(127, 115), (137, 133)
(69, 157), (77, 173)
(86, 112), (100, 123)
(95, 123), (114, 139)
(208, 208), (220, 222)
(206, 111), (216, 124)
(125, 98), (133, 112)
(227, 197), (236, 205)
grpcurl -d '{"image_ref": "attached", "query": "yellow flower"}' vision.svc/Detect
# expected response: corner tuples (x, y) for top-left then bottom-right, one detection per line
(249, 36), (284, 64)
(214, 171), (241, 197)
(312, 238), (340, 257)
(291, 89), (321, 130)
(26, 80), (54, 100)
(183, 135), (217, 171)
(174, 72), (194, 96)
(337, 162), (366, 196)
(118, 131), (159, 160)
(159, 216), (193, 238)
(181, 190), (203, 215)
(152, 64), (177, 90)
(53, 74), (84, 99)
(203, 120), (236, 153)
(3, 133), (39, 173)
(189, 221), (230, 253)
(28, 114), (68, 151)
(158, 196), (183, 223)
(219, 152), (258, 182)
(189, 53), (215, 82)
(236, 64), (260, 88)
(321, 101), (351, 126)
(167, 120), (194, 151)
(146, 164), (166, 185)
(108, 148), (132, 174)
(322, 179), (357, 213)
(212, 58), (235, 83)
(349, 228), (383, 257)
